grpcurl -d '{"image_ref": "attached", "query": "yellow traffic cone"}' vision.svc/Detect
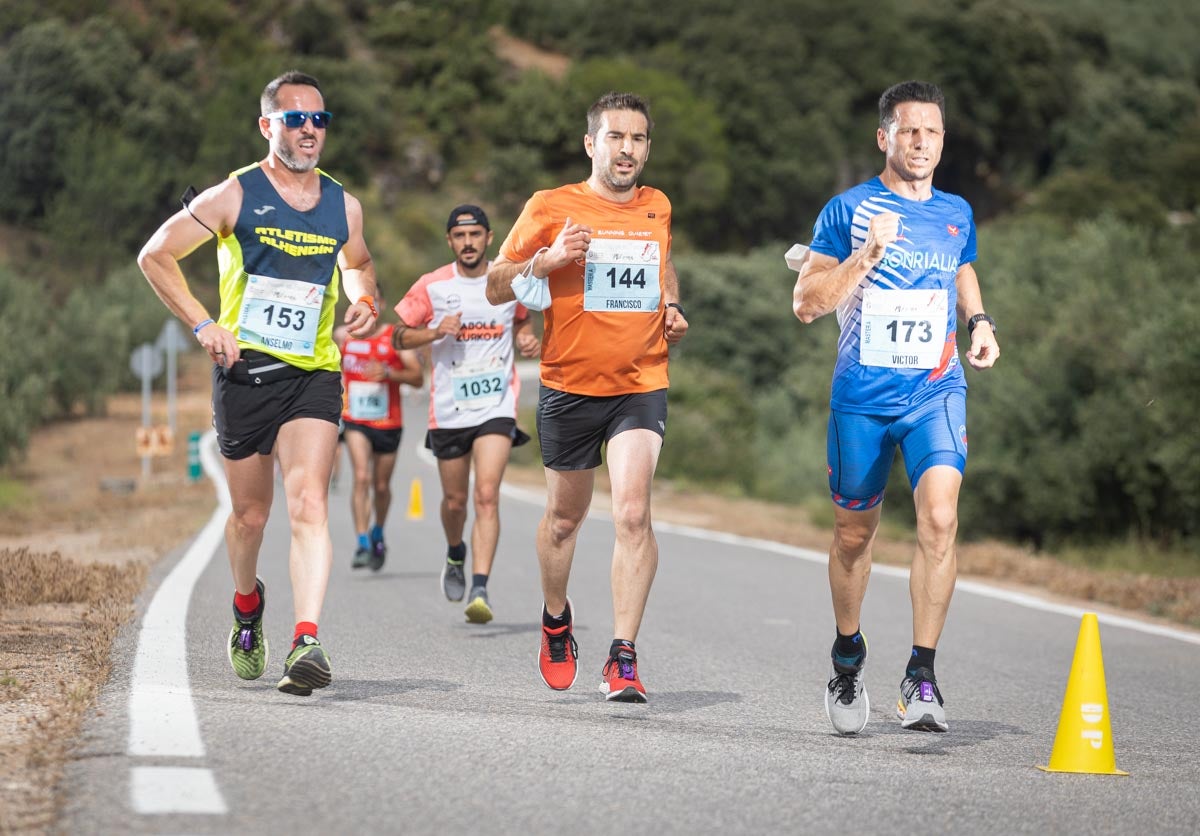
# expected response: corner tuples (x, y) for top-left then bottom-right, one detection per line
(406, 478), (424, 520)
(1037, 613), (1128, 775)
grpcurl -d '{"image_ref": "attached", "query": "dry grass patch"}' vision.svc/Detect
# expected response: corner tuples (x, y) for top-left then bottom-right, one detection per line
(0, 548), (146, 833)
(0, 352), (216, 833)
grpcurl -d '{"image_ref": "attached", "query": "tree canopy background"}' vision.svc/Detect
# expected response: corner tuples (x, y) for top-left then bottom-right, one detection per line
(1, 0), (1196, 558)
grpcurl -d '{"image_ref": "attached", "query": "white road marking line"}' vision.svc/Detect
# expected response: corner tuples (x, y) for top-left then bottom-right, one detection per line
(128, 431), (229, 813)
(130, 767), (228, 815)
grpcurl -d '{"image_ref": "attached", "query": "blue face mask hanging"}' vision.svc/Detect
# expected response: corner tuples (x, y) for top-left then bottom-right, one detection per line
(510, 247), (552, 311)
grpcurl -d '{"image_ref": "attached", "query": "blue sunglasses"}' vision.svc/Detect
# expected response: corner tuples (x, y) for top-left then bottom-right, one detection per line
(264, 110), (333, 129)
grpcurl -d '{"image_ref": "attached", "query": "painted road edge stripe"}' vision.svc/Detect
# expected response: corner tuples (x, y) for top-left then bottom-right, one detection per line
(128, 430), (229, 813)
(130, 766), (228, 815)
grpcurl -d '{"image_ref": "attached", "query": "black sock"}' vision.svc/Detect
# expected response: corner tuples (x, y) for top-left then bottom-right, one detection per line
(471, 573), (488, 589)
(447, 542), (466, 562)
(610, 639), (635, 658)
(833, 629), (864, 663)
(907, 645), (936, 678)
(542, 603), (569, 629)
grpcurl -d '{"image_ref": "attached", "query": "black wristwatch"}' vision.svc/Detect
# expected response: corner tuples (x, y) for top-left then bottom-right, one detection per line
(665, 302), (687, 318)
(967, 313), (996, 334)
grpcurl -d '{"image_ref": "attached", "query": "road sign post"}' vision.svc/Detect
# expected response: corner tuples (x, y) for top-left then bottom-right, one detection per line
(156, 319), (189, 436)
(129, 342), (164, 482)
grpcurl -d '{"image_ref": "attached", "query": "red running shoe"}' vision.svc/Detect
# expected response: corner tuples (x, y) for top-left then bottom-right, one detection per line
(600, 647), (648, 703)
(538, 598), (578, 690)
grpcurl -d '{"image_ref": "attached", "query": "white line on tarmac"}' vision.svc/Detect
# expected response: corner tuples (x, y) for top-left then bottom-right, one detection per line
(130, 766), (228, 815)
(494, 478), (1200, 647)
(127, 430), (229, 814)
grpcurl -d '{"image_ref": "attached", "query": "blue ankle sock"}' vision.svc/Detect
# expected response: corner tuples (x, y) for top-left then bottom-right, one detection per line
(357, 533), (370, 550)
(370, 524), (384, 544)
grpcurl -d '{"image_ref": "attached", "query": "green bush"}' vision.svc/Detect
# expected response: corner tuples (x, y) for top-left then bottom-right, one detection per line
(961, 215), (1198, 547)
(658, 361), (757, 492)
(0, 266), (52, 464)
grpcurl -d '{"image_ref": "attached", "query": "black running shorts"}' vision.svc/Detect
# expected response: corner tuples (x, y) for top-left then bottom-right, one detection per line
(343, 420), (403, 455)
(535, 385), (667, 471)
(425, 417), (531, 460)
(211, 359), (342, 460)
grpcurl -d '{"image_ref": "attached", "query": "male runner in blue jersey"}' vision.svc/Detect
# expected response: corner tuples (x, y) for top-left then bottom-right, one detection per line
(793, 80), (1000, 734)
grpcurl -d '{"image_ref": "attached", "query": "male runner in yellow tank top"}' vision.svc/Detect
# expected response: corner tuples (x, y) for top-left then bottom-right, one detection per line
(138, 70), (379, 696)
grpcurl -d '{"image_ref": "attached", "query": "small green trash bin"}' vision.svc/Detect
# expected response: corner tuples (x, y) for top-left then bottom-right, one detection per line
(187, 431), (202, 482)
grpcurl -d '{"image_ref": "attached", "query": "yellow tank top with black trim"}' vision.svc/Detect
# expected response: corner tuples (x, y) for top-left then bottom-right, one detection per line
(216, 163), (349, 372)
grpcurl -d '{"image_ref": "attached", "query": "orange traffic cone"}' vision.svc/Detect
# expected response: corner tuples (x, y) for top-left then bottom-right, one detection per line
(1037, 613), (1128, 775)
(406, 478), (424, 521)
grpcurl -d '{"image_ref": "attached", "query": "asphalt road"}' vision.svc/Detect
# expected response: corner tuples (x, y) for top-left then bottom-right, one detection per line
(62, 389), (1200, 835)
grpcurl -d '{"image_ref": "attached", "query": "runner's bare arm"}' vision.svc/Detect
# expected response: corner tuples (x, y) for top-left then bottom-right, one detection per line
(662, 256), (688, 345)
(793, 211), (899, 323)
(662, 253), (680, 306)
(513, 317), (541, 358)
(137, 178), (243, 363)
(339, 192), (378, 338)
(487, 218), (592, 304)
(486, 256), (522, 304)
(394, 349), (425, 387)
(392, 313), (462, 349)
(955, 262), (999, 370)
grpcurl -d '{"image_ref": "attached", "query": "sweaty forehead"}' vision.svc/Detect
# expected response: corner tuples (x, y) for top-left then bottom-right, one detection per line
(597, 109), (649, 135)
(276, 84), (324, 110)
(891, 102), (943, 130)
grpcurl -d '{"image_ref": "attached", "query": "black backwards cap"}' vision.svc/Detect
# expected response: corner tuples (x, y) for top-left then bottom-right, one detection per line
(446, 204), (490, 231)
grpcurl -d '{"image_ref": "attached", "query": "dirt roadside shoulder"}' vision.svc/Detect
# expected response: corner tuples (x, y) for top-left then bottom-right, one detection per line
(0, 362), (214, 833)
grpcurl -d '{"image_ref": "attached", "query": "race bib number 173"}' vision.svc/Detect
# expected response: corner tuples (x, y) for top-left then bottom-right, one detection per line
(859, 288), (948, 369)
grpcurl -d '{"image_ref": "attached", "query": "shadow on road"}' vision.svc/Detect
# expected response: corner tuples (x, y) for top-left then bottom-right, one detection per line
(326, 678), (462, 702)
(458, 621), (552, 638)
(348, 571), (440, 582)
(637, 690), (743, 715)
(867, 718), (1030, 754)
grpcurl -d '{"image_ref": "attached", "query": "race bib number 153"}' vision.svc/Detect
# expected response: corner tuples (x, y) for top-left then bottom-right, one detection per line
(237, 274), (324, 357)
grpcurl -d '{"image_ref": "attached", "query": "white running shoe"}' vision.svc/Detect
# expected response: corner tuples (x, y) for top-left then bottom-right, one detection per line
(897, 667), (949, 732)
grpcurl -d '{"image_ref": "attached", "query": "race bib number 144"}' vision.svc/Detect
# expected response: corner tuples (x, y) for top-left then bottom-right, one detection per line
(583, 238), (661, 313)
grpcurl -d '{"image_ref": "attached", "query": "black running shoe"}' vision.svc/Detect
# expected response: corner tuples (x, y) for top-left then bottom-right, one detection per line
(370, 538), (386, 572)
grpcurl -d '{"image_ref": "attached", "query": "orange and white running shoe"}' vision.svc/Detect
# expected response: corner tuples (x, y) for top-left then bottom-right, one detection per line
(600, 647), (648, 703)
(538, 598), (578, 690)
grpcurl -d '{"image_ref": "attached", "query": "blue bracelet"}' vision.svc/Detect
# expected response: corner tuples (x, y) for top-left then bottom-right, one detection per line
(192, 318), (214, 335)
